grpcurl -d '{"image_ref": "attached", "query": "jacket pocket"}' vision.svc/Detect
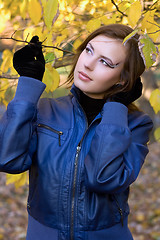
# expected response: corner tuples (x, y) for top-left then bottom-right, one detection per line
(112, 195), (124, 227)
(37, 123), (65, 146)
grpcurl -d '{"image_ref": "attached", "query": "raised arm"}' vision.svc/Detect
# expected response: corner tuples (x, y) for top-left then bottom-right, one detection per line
(84, 102), (153, 194)
(0, 36), (46, 173)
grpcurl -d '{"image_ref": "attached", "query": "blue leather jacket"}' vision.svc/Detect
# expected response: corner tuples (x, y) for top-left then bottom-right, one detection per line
(0, 77), (153, 239)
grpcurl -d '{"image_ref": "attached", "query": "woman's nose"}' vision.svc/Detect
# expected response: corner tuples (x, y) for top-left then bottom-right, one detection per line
(84, 58), (95, 71)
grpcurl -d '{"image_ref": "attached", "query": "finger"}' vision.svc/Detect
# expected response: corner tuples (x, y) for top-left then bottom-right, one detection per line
(29, 43), (45, 64)
(30, 36), (45, 64)
(29, 36), (44, 62)
(36, 50), (45, 64)
(30, 35), (39, 43)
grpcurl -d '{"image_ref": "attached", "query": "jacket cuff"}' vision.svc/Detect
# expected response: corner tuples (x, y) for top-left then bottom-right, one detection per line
(101, 102), (128, 128)
(14, 77), (46, 104)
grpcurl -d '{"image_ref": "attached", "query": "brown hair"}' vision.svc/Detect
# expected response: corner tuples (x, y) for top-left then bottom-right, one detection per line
(67, 24), (145, 111)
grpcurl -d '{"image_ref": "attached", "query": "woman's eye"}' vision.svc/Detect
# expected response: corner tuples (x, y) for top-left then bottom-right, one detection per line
(100, 59), (109, 66)
(85, 46), (92, 54)
(100, 59), (115, 68)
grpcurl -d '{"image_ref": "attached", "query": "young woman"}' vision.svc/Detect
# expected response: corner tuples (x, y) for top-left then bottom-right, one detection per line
(0, 24), (153, 240)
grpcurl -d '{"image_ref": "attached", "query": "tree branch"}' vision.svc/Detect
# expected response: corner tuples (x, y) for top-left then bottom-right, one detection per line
(144, 21), (160, 34)
(0, 54), (75, 80)
(110, 0), (127, 17)
(143, 0), (159, 13)
(0, 74), (18, 79)
(147, 21), (160, 28)
(53, 54), (75, 68)
(0, 31), (74, 55)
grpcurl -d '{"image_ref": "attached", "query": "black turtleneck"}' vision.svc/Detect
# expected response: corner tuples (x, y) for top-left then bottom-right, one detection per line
(79, 91), (106, 125)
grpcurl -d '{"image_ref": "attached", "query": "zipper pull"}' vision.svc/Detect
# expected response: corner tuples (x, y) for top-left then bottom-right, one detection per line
(37, 123), (63, 147)
(74, 145), (81, 166)
(77, 145), (81, 153)
(58, 131), (63, 146)
(119, 208), (124, 227)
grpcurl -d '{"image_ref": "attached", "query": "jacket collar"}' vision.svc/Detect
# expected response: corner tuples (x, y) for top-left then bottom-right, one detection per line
(70, 84), (81, 102)
(70, 84), (103, 121)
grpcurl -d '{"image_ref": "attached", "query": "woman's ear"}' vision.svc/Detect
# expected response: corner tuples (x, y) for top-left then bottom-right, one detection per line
(115, 79), (125, 87)
(115, 83), (123, 87)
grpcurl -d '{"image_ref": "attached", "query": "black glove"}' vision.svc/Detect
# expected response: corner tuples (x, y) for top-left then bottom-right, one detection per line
(111, 77), (143, 106)
(13, 36), (45, 81)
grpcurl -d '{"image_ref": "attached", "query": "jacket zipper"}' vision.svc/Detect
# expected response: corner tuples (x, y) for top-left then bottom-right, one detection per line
(70, 124), (88, 240)
(37, 123), (63, 146)
(113, 195), (124, 226)
(70, 144), (81, 240)
(70, 100), (101, 239)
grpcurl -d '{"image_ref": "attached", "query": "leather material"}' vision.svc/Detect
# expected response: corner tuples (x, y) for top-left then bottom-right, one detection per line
(0, 77), (153, 239)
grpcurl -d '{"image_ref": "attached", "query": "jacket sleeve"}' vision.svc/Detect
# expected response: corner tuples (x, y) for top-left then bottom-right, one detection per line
(84, 102), (153, 194)
(0, 77), (46, 174)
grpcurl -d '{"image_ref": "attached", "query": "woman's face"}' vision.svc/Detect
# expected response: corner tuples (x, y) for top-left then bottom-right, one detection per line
(74, 35), (128, 99)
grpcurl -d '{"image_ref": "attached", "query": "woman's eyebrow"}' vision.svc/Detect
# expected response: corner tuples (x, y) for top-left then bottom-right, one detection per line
(88, 42), (114, 65)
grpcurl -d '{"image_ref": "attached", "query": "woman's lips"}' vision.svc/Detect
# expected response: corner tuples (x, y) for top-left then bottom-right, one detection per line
(78, 71), (92, 82)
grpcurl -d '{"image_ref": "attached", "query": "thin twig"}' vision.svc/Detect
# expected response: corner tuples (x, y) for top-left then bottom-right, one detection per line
(0, 74), (18, 79)
(25, 33), (30, 42)
(0, 31), (74, 55)
(41, 44), (73, 54)
(110, 0), (127, 17)
(147, 21), (160, 29)
(143, 21), (160, 35)
(143, 0), (159, 13)
(147, 30), (160, 35)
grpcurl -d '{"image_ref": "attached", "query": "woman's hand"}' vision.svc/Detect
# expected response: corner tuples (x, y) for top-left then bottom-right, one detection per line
(13, 36), (45, 81)
(111, 77), (143, 106)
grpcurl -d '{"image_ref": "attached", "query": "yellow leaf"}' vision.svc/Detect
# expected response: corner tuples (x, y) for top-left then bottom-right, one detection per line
(128, 1), (142, 27)
(23, 26), (36, 41)
(0, 89), (6, 102)
(123, 29), (138, 45)
(28, 0), (42, 25)
(65, 13), (75, 21)
(139, 34), (159, 69)
(136, 212), (145, 222)
(73, 39), (82, 50)
(86, 19), (101, 33)
(118, 1), (130, 12)
(41, 0), (47, 8)
(0, 49), (13, 73)
(41, 31), (54, 48)
(140, 10), (160, 42)
(141, 10), (156, 32)
(20, 0), (28, 19)
(43, 65), (60, 92)
(56, 35), (67, 45)
(100, 15), (116, 25)
(54, 48), (63, 58)
(2, 99), (8, 107)
(106, 1), (115, 12)
(44, 0), (59, 30)
(154, 127), (160, 142)
(149, 89), (160, 114)
(0, 9), (10, 33)
(147, 21), (160, 42)
(6, 172), (29, 189)
(32, 26), (44, 41)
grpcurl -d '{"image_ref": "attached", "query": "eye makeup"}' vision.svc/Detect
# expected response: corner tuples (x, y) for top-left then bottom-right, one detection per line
(86, 43), (119, 69)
